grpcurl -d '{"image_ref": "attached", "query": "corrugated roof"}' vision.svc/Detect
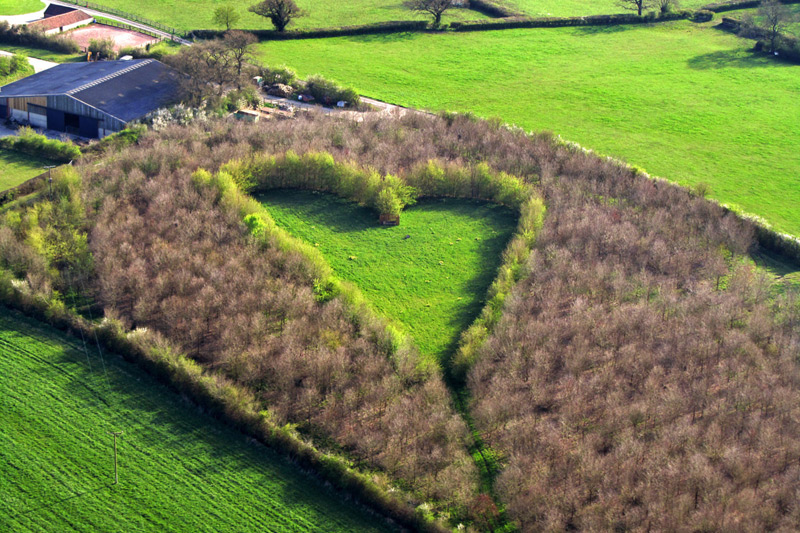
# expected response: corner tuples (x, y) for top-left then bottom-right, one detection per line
(28, 9), (93, 32)
(0, 60), (181, 123)
(43, 4), (77, 18)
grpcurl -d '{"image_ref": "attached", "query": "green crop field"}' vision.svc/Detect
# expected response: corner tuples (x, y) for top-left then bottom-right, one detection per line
(507, 0), (710, 17)
(0, 308), (393, 532)
(81, 0), (489, 33)
(0, 149), (53, 192)
(256, 21), (800, 237)
(0, 0), (43, 16)
(259, 190), (516, 364)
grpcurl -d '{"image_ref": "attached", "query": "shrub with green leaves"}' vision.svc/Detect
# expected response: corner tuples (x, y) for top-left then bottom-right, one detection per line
(0, 127), (81, 163)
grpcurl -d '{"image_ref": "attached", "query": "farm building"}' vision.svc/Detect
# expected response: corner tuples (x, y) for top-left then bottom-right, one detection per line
(0, 59), (181, 138)
(27, 8), (93, 35)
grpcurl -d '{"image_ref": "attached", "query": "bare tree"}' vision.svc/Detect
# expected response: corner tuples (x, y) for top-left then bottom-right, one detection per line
(223, 30), (258, 82)
(616, 0), (654, 16)
(403, 0), (453, 26)
(758, 0), (794, 53)
(212, 5), (241, 30)
(248, 0), (304, 32)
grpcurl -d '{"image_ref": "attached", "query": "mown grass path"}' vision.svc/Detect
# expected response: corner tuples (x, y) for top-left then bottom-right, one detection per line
(259, 190), (517, 367)
(256, 21), (800, 236)
(0, 308), (393, 532)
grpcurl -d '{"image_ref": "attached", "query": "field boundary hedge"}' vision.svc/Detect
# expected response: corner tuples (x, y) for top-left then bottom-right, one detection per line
(0, 127), (81, 163)
(0, 21), (80, 54)
(702, 0), (800, 12)
(450, 10), (692, 31)
(717, 16), (800, 63)
(468, 0), (526, 18)
(188, 20), (429, 41)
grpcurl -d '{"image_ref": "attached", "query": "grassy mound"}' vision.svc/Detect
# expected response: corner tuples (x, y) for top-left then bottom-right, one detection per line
(0, 308), (392, 532)
(260, 190), (517, 365)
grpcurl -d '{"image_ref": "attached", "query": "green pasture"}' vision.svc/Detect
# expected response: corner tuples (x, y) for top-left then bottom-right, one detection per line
(80, 0), (489, 33)
(0, 0), (43, 16)
(507, 0), (710, 17)
(256, 21), (800, 236)
(0, 308), (392, 532)
(0, 44), (83, 63)
(259, 190), (516, 365)
(0, 149), (53, 192)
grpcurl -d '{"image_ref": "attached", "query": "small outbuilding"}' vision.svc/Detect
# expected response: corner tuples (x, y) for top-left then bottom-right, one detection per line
(0, 59), (181, 138)
(27, 9), (94, 35)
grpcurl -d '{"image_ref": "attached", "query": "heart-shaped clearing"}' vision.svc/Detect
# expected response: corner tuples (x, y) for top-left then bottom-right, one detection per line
(259, 189), (517, 366)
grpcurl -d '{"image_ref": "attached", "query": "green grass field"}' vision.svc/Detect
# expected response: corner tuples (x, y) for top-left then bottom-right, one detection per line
(0, 44), (83, 63)
(0, 0), (43, 16)
(0, 308), (393, 532)
(256, 21), (800, 237)
(80, 0), (489, 33)
(507, 0), (710, 17)
(259, 190), (516, 364)
(0, 149), (54, 192)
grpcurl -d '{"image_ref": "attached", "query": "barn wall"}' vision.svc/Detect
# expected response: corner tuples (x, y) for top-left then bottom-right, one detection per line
(7, 97), (47, 111)
(47, 95), (126, 134)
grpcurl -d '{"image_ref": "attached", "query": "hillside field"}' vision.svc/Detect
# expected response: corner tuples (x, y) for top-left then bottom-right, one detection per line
(260, 190), (517, 365)
(0, 308), (392, 532)
(78, 0), (489, 33)
(255, 20), (800, 236)
(0, 149), (51, 192)
(0, 0), (43, 16)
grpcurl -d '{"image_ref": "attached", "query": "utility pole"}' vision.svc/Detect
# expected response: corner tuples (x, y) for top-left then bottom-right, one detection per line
(108, 431), (124, 484)
(43, 165), (56, 198)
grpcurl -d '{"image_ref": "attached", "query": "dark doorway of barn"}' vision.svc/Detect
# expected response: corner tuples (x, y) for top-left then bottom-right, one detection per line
(64, 112), (80, 135)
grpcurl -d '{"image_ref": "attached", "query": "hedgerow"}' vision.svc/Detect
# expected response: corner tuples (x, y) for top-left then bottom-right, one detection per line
(0, 21), (80, 54)
(0, 127), (81, 163)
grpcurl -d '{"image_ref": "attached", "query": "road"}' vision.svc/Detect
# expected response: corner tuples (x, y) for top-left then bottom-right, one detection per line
(47, 0), (192, 45)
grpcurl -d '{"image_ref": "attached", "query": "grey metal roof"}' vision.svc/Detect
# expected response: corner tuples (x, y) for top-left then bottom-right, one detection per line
(0, 60), (181, 122)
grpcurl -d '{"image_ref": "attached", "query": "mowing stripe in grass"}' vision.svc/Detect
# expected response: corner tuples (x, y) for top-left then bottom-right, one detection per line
(0, 307), (394, 532)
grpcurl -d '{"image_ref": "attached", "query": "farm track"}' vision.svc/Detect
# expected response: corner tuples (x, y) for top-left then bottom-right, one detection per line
(47, 0), (191, 44)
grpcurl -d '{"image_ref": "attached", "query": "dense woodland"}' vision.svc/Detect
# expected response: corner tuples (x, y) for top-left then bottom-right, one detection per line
(2, 111), (800, 531)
